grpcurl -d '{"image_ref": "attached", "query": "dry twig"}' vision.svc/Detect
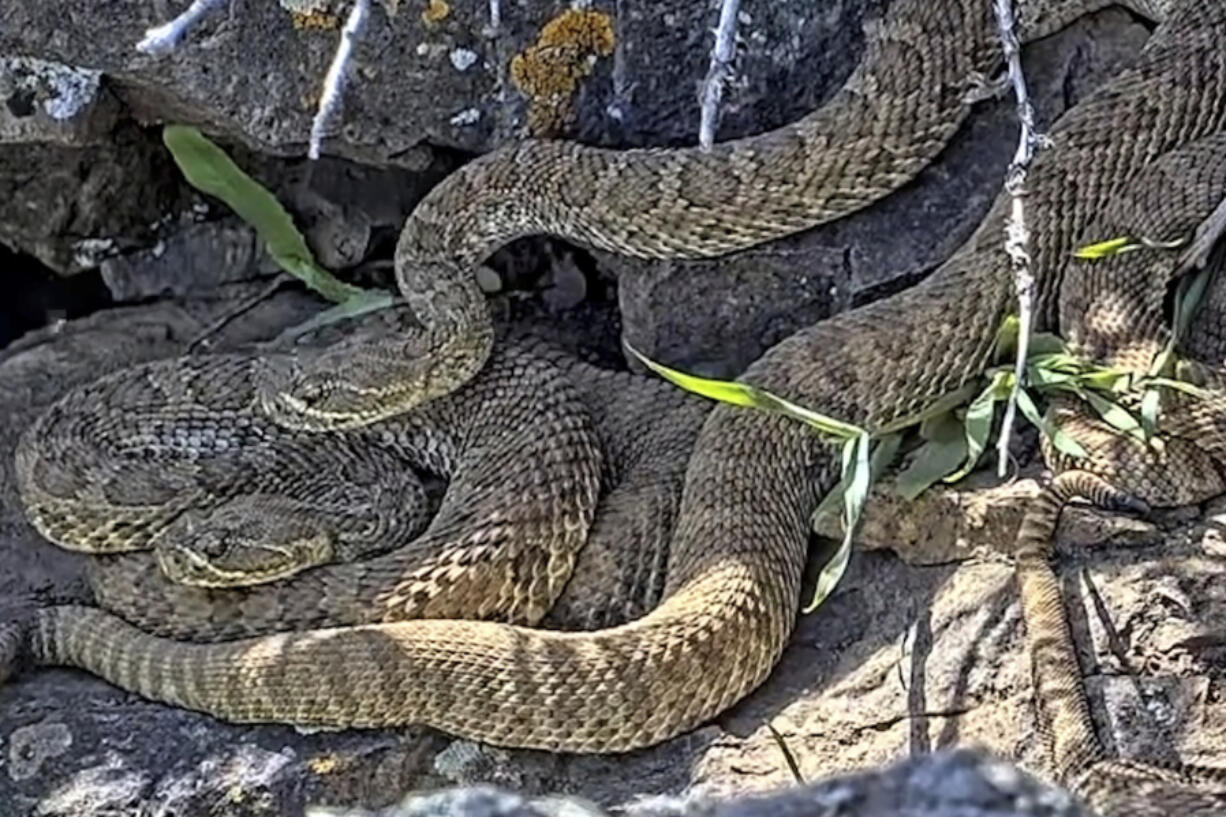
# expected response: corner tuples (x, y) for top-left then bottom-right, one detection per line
(309, 0), (370, 160)
(136, 0), (226, 55)
(698, 0), (742, 151)
(992, 0), (1048, 477)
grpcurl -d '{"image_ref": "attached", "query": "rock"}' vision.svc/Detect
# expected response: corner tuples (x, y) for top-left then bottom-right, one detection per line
(0, 57), (118, 147)
(0, 0), (872, 163)
(0, 123), (185, 276)
(305, 751), (1090, 817)
(99, 220), (264, 301)
(813, 466), (1161, 566)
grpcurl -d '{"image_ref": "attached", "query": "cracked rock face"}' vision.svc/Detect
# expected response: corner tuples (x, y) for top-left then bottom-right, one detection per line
(0, 2), (1222, 816)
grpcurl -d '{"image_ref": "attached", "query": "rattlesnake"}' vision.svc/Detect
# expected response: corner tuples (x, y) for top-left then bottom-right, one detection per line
(1, 5), (1225, 816)
(261, 0), (1181, 431)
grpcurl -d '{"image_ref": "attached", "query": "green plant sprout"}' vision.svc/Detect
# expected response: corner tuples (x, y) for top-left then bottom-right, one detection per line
(629, 231), (1208, 615)
(162, 125), (393, 336)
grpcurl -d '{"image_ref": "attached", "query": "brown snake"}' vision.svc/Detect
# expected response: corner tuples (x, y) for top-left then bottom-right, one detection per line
(2, 5), (1226, 814)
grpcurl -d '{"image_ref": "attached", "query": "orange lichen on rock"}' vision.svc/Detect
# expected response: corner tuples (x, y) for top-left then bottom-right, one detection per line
(510, 9), (615, 136)
(421, 0), (450, 25)
(290, 9), (341, 29)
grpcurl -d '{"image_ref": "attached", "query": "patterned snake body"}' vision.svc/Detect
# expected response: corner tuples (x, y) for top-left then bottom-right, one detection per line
(4, 0), (1226, 777)
(18, 344), (606, 633)
(267, 0), (1152, 429)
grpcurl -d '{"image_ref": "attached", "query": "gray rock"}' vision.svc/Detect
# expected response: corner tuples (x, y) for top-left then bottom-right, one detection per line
(0, 57), (118, 146)
(0, 0), (860, 161)
(305, 752), (1090, 817)
(0, 124), (184, 275)
(99, 220), (263, 301)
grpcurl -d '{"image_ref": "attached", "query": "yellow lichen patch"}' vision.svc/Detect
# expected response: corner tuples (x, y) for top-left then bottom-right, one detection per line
(290, 9), (341, 29)
(308, 753), (341, 774)
(422, 0), (450, 25)
(510, 9), (615, 136)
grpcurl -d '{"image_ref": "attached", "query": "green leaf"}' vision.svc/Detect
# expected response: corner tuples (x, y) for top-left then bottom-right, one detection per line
(994, 314), (1020, 361)
(626, 346), (866, 440)
(1150, 264), (1215, 378)
(994, 320), (1066, 362)
(841, 433), (872, 534)
(1025, 365), (1079, 389)
(895, 413), (968, 500)
(1080, 389), (1145, 442)
(163, 125), (364, 305)
(1073, 235), (1139, 259)
(1029, 352), (1089, 373)
(947, 371), (1011, 482)
(1075, 368), (1133, 393)
(811, 433), (901, 535)
(1137, 376), (1209, 398)
(1015, 388), (1088, 459)
(805, 434), (867, 614)
(806, 433), (901, 613)
(1173, 265), (1212, 342)
(275, 289), (397, 343)
(1141, 388), (1161, 439)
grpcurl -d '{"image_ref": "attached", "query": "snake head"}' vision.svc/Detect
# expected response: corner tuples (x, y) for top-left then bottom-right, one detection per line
(153, 501), (335, 589)
(257, 330), (482, 433)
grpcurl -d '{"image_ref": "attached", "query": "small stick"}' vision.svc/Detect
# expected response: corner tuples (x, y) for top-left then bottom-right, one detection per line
(1179, 192), (1226, 271)
(186, 274), (292, 352)
(993, 0), (1047, 477)
(136, 0), (226, 55)
(309, 0), (370, 160)
(698, 0), (741, 151)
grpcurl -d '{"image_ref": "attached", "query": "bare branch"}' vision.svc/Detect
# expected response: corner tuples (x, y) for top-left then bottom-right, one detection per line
(698, 0), (741, 151)
(309, 0), (370, 160)
(992, 0), (1047, 477)
(1180, 192), (1226, 271)
(136, 0), (226, 55)
(488, 0), (501, 34)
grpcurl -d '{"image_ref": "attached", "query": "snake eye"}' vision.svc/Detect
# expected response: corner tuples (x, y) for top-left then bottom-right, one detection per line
(199, 533), (228, 559)
(295, 379), (330, 407)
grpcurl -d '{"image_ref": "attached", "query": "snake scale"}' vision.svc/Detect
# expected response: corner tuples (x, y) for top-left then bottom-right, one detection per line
(3, 0), (1226, 811)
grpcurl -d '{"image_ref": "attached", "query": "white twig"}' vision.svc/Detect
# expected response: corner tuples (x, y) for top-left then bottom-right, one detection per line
(488, 0), (501, 34)
(309, 0), (370, 160)
(993, 0), (1047, 477)
(136, 0), (226, 55)
(698, 0), (741, 151)
(1180, 192), (1226, 271)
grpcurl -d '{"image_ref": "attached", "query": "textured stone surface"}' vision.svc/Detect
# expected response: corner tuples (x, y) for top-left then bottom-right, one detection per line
(306, 752), (1091, 817)
(0, 123), (185, 275)
(0, 57), (118, 146)
(0, 0), (863, 160)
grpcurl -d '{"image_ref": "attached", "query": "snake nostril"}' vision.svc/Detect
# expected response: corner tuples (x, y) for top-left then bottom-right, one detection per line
(201, 536), (227, 559)
(298, 378), (332, 406)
